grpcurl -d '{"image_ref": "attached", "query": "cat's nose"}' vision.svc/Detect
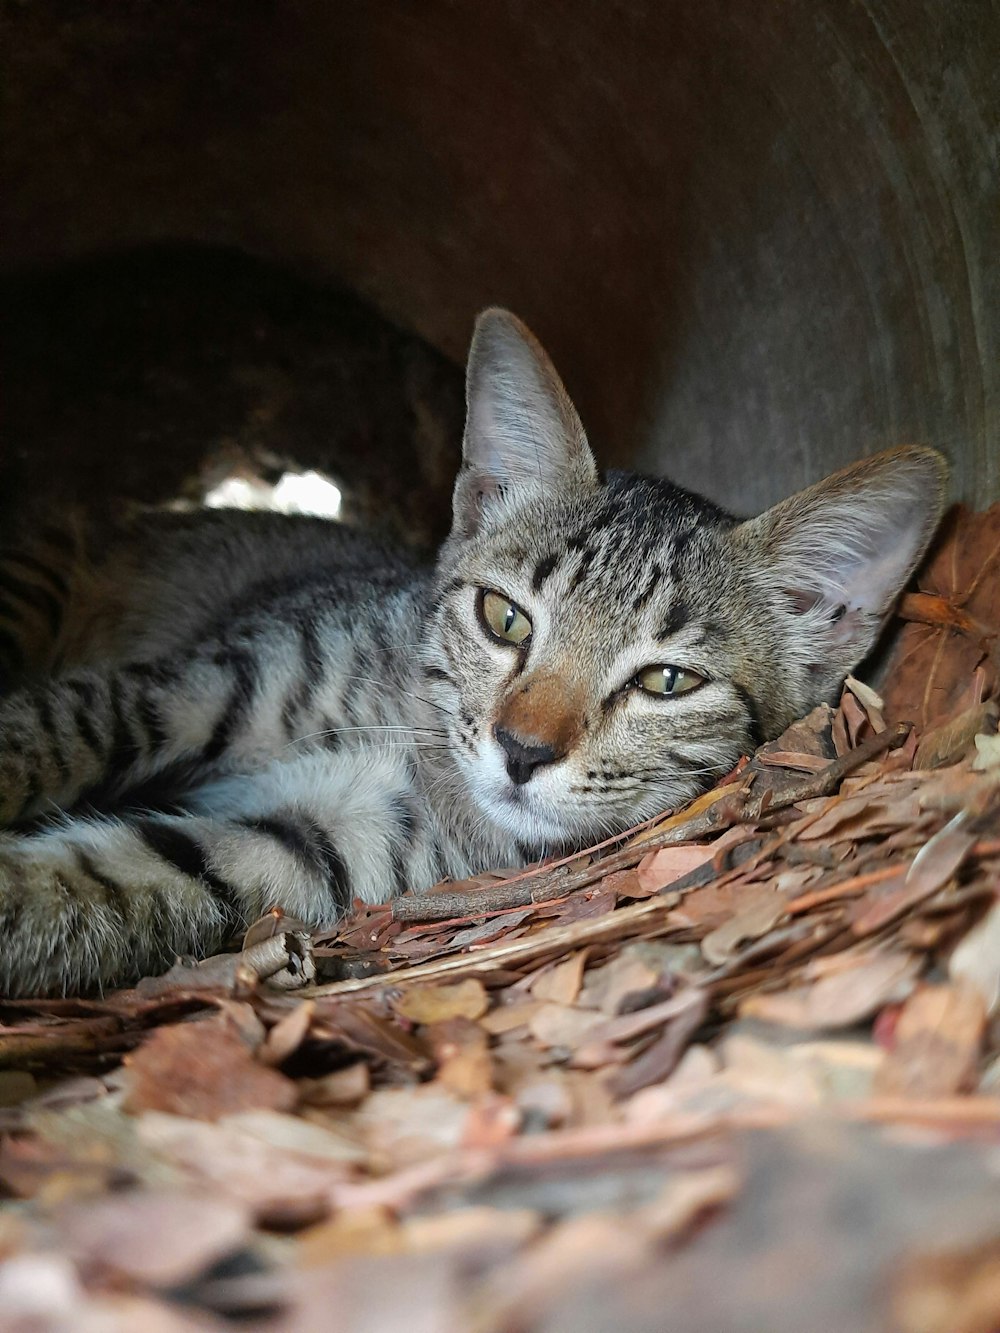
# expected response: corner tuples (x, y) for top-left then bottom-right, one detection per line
(493, 724), (557, 785)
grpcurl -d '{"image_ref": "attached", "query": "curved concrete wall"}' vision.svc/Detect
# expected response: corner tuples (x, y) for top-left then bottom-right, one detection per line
(3, 2), (997, 511)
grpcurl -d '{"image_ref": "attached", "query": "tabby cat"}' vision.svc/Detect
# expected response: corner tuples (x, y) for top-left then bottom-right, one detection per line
(0, 311), (945, 995)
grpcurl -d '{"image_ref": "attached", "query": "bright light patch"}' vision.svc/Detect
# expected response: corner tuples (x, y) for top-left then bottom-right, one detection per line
(271, 470), (343, 517)
(204, 468), (343, 519)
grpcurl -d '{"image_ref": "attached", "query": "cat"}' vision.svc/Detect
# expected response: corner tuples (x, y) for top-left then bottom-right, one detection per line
(0, 310), (946, 996)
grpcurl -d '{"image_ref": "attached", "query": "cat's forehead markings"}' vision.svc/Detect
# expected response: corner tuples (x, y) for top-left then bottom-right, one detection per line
(631, 563), (663, 612)
(532, 552), (559, 592)
(655, 600), (690, 641)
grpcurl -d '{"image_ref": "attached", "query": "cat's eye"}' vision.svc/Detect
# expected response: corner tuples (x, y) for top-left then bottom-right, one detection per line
(478, 589), (532, 647)
(636, 664), (704, 697)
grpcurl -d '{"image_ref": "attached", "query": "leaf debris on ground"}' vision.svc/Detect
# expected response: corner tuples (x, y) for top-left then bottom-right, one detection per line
(1, 504), (999, 1331)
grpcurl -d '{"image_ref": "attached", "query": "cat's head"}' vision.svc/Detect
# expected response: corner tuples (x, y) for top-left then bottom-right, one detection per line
(422, 309), (946, 852)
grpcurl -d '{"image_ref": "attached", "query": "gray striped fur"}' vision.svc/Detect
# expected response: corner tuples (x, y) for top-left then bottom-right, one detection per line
(0, 310), (946, 994)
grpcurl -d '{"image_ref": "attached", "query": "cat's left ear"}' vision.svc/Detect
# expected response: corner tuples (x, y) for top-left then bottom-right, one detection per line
(452, 309), (598, 538)
(734, 446), (947, 693)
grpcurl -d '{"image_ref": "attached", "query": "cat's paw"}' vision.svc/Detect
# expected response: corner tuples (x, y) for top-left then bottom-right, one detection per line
(0, 840), (98, 996)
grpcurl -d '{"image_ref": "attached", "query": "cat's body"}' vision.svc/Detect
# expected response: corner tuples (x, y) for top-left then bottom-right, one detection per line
(0, 311), (946, 995)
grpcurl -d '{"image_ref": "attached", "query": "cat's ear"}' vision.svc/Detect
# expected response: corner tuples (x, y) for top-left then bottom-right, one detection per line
(452, 309), (598, 538)
(735, 447), (947, 692)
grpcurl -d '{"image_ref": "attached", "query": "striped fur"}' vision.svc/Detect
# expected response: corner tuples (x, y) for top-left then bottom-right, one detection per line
(0, 310), (946, 995)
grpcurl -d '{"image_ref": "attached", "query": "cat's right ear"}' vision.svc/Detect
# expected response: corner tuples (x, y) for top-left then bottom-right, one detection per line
(452, 309), (598, 538)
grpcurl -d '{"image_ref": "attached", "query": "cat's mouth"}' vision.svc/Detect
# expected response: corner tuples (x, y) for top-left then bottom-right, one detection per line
(467, 755), (599, 848)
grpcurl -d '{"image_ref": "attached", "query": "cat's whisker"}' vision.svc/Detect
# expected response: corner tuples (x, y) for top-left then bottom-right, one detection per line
(283, 724), (448, 751)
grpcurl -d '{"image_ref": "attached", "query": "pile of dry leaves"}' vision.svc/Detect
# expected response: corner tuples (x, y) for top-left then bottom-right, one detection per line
(1, 504), (998, 1333)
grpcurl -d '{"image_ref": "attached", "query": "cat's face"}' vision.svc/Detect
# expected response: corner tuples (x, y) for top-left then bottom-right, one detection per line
(422, 310), (946, 852)
(429, 480), (770, 849)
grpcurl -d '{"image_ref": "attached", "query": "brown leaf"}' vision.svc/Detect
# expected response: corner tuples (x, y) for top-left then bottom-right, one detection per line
(891, 1237), (1000, 1333)
(57, 1190), (251, 1286)
(528, 951), (588, 1005)
(851, 812), (978, 935)
(797, 793), (891, 842)
(770, 702), (838, 758)
(311, 1004), (431, 1073)
(527, 1003), (606, 1051)
(636, 1164), (741, 1241)
(881, 503), (1000, 730)
(298, 1062), (371, 1108)
(875, 982), (987, 1097)
(573, 989), (709, 1070)
(426, 1017), (494, 1098)
(242, 906), (309, 949)
(392, 978), (488, 1025)
(636, 843), (717, 895)
(261, 1000), (315, 1066)
(124, 1015), (297, 1120)
(701, 885), (788, 965)
(740, 952), (920, 1029)
(914, 700), (1000, 769)
(609, 989), (709, 1098)
(448, 910), (534, 949)
(481, 1001), (545, 1035)
(137, 1110), (363, 1220)
(839, 684), (876, 748)
(949, 897), (1000, 1014)
(755, 749), (831, 773)
(350, 1085), (474, 1169)
(577, 949), (661, 1015)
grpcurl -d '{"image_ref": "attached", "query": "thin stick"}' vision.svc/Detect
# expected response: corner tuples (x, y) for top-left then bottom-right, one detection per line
(310, 886), (694, 999)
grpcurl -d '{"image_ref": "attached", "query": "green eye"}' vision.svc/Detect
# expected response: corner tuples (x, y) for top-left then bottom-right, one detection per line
(479, 589), (532, 646)
(636, 665), (704, 697)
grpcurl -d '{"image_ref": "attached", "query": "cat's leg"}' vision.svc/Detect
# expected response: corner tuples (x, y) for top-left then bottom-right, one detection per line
(0, 619), (320, 824)
(0, 747), (439, 997)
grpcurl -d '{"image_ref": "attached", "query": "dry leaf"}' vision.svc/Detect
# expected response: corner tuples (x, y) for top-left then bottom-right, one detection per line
(636, 1164), (740, 1241)
(261, 1000), (315, 1066)
(392, 978), (488, 1024)
(137, 1110), (361, 1218)
(875, 982), (987, 1097)
(426, 1017), (493, 1098)
(577, 949), (661, 1015)
(636, 843), (717, 895)
(948, 898), (1000, 1015)
(350, 1085), (474, 1169)
(701, 886), (788, 965)
(527, 1003), (606, 1051)
(124, 1016), (297, 1120)
(528, 951), (588, 1005)
(740, 952), (920, 1029)
(311, 1005), (431, 1073)
(481, 1001), (544, 1035)
(609, 989), (709, 1097)
(972, 731), (1000, 771)
(915, 700), (999, 769)
(57, 1191), (251, 1286)
(891, 1237), (1000, 1333)
(298, 1063), (371, 1108)
(881, 503), (1000, 729)
(573, 989), (708, 1071)
(759, 703), (837, 763)
(851, 812), (978, 935)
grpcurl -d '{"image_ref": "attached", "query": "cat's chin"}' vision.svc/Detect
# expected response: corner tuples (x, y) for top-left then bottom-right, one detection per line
(458, 749), (622, 850)
(470, 779), (599, 852)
